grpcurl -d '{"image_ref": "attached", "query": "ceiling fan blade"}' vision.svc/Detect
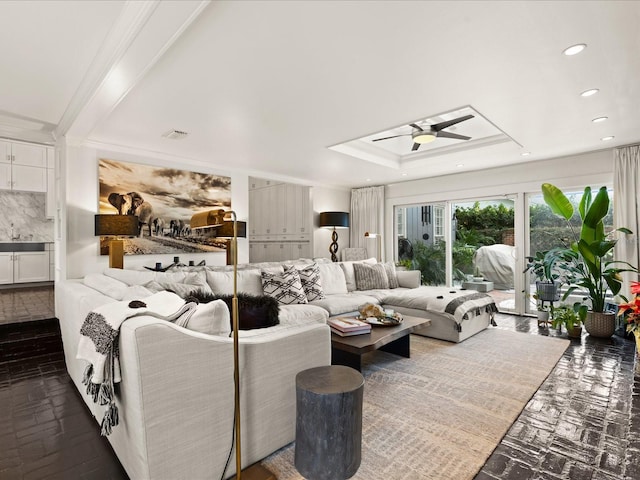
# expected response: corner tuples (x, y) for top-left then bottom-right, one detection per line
(412, 142), (420, 151)
(372, 134), (408, 142)
(409, 123), (423, 131)
(437, 131), (471, 141)
(432, 114), (474, 132)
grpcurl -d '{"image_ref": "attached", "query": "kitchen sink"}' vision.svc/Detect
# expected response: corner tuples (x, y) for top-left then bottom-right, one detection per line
(0, 242), (46, 252)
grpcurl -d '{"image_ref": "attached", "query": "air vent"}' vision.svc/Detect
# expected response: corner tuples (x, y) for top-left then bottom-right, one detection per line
(162, 129), (189, 140)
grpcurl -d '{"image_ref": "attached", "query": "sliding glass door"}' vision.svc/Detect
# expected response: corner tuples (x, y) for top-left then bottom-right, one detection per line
(395, 197), (516, 313)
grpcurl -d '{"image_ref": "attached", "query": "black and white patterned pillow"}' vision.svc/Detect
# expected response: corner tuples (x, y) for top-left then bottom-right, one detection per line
(288, 263), (325, 301)
(261, 268), (308, 305)
(353, 262), (389, 290)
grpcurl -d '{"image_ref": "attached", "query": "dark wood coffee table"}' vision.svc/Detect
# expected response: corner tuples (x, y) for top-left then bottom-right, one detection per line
(330, 315), (431, 371)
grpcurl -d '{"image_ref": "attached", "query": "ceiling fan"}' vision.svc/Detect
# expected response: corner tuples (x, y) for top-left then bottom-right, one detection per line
(372, 114), (475, 151)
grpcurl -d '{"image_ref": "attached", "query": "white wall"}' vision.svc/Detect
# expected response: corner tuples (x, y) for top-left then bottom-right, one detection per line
(311, 185), (351, 259)
(62, 143), (249, 279)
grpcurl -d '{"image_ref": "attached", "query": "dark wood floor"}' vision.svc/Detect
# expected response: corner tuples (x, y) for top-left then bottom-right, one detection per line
(1, 304), (639, 479)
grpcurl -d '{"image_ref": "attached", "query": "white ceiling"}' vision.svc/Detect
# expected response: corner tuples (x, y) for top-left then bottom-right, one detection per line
(1, 1), (639, 188)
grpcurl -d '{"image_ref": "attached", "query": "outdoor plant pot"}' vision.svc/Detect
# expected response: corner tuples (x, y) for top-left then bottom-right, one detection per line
(584, 311), (616, 338)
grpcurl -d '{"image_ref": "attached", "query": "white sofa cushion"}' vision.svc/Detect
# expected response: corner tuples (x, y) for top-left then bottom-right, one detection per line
(185, 299), (231, 335)
(278, 304), (329, 326)
(83, 273), (129, 300)
(206, 269), (264, 295)
(310, 293), (380, 316)
(339, 257), (377, 292)
(317, 263), (348, 295)
(104, 268), (188, 286)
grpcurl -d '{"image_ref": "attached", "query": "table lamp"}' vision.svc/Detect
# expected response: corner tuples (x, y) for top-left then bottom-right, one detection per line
(94, 214), (139, 269)
(319, 211), (350, 262)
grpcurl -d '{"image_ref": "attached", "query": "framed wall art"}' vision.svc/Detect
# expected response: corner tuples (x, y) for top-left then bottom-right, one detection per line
(98, 158), (232, 256)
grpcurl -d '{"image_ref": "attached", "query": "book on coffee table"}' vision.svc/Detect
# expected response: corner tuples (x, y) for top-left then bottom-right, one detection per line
(328, 317), (371, 335)
(330, 326), (371, 337)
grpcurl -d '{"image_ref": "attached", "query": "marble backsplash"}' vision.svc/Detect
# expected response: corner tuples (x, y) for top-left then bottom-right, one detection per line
(0, 191), (54, 242)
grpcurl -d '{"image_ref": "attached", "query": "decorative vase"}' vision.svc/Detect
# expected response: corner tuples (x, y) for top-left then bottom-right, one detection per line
(584, 311), (616, 338)
(566, 324), (582, 339)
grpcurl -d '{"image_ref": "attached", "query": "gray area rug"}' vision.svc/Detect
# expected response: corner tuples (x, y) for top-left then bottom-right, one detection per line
(262, 328), (569, 480)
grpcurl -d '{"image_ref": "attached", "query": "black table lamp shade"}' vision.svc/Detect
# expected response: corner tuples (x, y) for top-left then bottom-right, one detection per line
(319, 211), (349, 262)
(319, 211), (350, 229)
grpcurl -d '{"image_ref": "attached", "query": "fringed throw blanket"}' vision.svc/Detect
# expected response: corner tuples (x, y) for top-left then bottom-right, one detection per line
(77, 291), (197, 435)
(382, 286), (498, 325)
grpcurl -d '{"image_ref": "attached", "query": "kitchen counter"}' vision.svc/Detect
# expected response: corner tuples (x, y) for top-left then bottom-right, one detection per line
(0, 242), (51, 252)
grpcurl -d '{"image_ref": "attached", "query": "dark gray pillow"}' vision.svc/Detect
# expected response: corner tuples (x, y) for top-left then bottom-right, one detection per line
(383, 262), (399, 289)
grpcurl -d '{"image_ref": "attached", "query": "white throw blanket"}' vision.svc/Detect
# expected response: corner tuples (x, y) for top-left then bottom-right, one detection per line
(77, 291), (197, 435)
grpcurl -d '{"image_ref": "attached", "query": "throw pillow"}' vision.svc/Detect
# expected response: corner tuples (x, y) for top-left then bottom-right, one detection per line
(340, 258), (378, 292)
(316, 263), (348, 295)
(205, 269), (264, 296)
(383, 261), (399, 289)
(261, 268), (308, 305)
(184, 299), (231, 335)
(186, 291), (279, 330)
(353, 262), (389, 290)
(286, 263), (325, 301)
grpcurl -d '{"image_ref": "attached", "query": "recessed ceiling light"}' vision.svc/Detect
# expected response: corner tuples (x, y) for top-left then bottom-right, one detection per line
(456, 164), (464, 168)
(592, 116), (608, 123)
(401, 173), (408, 176)
(521, 152), (531, 156)
(366, 178), (371, 182)
(601, 136), (615, 141)
(563, 44), (586, 56)
(580, 89), (599, 97)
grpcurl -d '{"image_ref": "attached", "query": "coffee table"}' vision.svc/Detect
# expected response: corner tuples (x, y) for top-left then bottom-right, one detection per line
(330, 315), (431, 371)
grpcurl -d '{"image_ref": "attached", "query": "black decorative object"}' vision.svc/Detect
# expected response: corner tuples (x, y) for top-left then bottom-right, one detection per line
(186, 291), (280, 331)
(319, 211), (350, 262)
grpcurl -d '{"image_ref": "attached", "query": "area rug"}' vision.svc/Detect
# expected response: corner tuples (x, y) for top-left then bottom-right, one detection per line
(262, 328), (569, 480)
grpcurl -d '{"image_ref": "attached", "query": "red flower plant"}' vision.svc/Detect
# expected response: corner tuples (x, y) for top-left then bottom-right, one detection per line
(618, 281), (640, 334)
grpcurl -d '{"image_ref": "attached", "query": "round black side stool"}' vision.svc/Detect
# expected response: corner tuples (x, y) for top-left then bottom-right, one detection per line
(295, 365), (364, 480)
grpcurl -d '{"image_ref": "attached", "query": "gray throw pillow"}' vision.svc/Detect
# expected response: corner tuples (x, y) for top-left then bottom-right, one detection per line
(353, 263), (389, 290)
(383, 261), (399, 289)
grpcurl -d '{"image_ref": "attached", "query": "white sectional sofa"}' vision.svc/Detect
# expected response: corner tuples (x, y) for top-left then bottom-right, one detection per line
(55, 257), (496, 480)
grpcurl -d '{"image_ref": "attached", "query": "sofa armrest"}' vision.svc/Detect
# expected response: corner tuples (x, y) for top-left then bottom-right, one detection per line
(396, 270), (421, 289)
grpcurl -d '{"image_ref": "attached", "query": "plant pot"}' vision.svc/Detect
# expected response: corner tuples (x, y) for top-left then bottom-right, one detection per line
(536, 310), (550, 328)
(584, 311), (616, 338)
(566, 324), (582, 339)
(535, 281), (560, 302)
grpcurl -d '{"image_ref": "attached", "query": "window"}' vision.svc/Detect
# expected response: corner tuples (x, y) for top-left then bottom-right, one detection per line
(433, 206), (444, 242)
(396, 207), (406, 238)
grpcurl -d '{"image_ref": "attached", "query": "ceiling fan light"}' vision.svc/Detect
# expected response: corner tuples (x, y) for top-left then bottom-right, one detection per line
(413, 132), (436, 144)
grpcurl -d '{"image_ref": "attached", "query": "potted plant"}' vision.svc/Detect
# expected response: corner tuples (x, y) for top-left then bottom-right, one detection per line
(551, 304), (586, 338)
(536, 303), (551, 328)
(617, 281), (640, 352)
(524, 248), (572, 302)
(541, 183), (638, 338)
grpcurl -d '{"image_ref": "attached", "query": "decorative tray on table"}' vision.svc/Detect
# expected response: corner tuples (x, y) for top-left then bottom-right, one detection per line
(358, 313), (403, 327)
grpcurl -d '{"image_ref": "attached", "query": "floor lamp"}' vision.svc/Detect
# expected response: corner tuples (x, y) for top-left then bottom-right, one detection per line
(94, 214), (139, 269)
(190, 209), (274, 480)
(364, 231), (382, 262)
(319, 211), (350, 262)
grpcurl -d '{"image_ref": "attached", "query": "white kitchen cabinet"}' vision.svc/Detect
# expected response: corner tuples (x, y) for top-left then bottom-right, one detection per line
(13, 251), (50, 283)
(0, 253), (13, 284)
(0, 140), (47, 192)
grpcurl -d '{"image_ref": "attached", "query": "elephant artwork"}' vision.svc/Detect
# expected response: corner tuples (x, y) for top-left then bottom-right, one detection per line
(108, 192), (154, 237)
(99, 158), (232, 256)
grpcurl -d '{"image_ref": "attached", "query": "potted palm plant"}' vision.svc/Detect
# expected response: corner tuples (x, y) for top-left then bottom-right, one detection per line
(541, 183), (637, 338)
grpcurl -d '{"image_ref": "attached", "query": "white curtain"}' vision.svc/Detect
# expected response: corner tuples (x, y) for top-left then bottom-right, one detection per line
(350, 186), (385, 260)
(614, 144), (640, 298)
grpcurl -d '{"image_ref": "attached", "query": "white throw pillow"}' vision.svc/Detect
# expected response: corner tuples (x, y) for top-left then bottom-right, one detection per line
(317, 263), (348, 295)
(206, 269), (264, 295)
(185, 299), (231, 335)
(104, 268), (188, 286)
